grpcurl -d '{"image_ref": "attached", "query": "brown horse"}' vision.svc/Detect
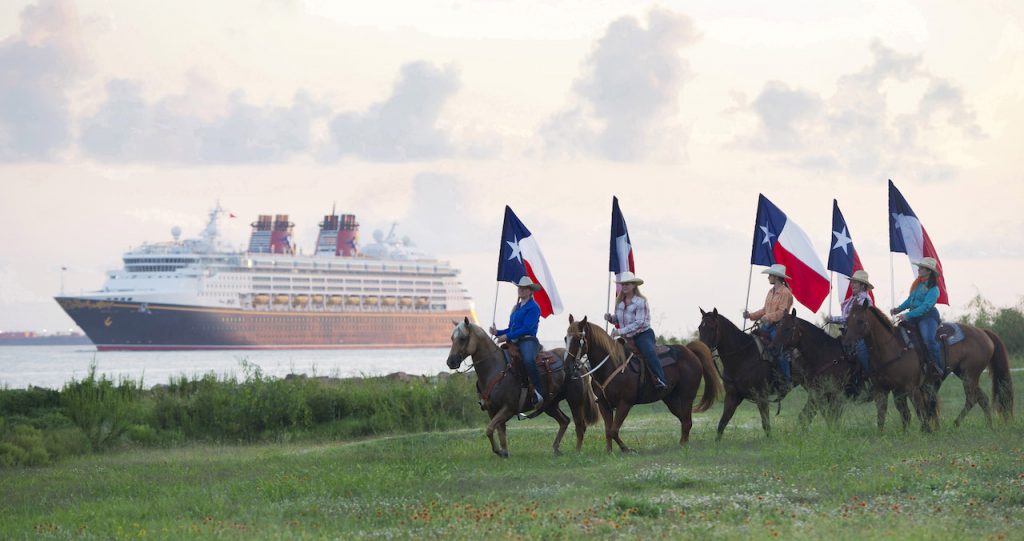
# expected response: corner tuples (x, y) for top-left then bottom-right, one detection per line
(770, 309), (858, 428)
(564, 315), (721, 453)
(923, 318), (1012, 426)
(697, 308), (784, 440)
(445, 317), (599, 458)
(841, 303), (936, 432)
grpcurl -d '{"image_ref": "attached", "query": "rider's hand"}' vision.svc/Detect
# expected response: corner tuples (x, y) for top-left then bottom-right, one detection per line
(603, 313), (613, 323)
(742, 310), (750, 320)
(889, 308), (898, 315)
(488, 324), (497, 335)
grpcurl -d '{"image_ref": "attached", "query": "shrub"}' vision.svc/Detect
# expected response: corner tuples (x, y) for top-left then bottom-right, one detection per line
(61, 365), (143, 450)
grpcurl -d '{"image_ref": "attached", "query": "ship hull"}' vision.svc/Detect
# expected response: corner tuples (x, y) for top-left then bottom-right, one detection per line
(55, 297), (470, 351)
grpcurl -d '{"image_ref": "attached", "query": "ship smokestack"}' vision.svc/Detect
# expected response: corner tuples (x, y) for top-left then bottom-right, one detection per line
(247, 215), (273, 253)
(336, 214), (359, 257)
(270, 215), (295, 254)
(316, 214), (340, 256)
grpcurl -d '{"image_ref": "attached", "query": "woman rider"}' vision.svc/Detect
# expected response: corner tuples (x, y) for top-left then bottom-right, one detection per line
(891, 257), (944, 376)
(490, 277), (545, 405)
(829, 270), (874, 376)
(603, 272), (668, 390)
(743, 264), (795, 390)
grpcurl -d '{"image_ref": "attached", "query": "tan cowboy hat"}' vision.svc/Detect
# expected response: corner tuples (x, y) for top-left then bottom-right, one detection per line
(850, 270), (874, 289)
(913, 257), (941, 277)
(515, 276), (542, 291)
(761, 264), (790, 280)
(614, 271), (644, 285)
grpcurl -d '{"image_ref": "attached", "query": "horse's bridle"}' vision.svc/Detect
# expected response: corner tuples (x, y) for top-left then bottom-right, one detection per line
(565, 328), (615, 379)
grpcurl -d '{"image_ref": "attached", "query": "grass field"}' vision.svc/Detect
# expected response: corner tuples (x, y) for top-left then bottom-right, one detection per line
(2, 370), (1022, 540)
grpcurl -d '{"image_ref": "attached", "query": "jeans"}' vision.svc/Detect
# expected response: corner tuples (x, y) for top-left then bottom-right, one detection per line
(763, 324), (792, 383)
(912, 310), (943, 372)
(632, 328), (667, 384)
(851, 339), (870, 374)
(515, 337), (544, 395)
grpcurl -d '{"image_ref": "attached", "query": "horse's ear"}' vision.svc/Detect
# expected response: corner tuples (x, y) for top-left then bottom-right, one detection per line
(700, 307), (706, 316)
(860, 300), (869, 308)
(581, 315), (588, 324)
(713, 307), (718, 316)
(568, 313), (575, 324)
(791, 308), (797, 316)
(464, 316), (471, 326)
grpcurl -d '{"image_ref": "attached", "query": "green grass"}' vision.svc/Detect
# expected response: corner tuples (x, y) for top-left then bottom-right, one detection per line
(1, 371), (1022, 540)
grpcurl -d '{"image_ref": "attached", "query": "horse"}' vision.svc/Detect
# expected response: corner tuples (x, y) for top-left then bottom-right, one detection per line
(697, 308), (789, 440)
(445, 317), (599, 458)
(769, 309), (860, 428)
(840, 302), (937, 432)
(564, 315), (721, 453)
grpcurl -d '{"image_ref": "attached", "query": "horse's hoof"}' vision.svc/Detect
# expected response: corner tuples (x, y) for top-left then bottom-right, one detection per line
(621, 448), (637, 455)
(553, 448), (563, 457)
(498, 449), (509, 458)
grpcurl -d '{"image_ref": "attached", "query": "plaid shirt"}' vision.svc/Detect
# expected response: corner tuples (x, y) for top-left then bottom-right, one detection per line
(833, 290), (873, 324)
(612, 296), (651, 337)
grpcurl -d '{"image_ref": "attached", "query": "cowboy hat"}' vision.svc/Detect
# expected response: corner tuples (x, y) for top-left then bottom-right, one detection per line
(761, 264), (790, 280)
(515, 276), (542, 291)
(913, 257), (941, 277)
(614, 271), (644, 285)
(850, 270), (874, 289)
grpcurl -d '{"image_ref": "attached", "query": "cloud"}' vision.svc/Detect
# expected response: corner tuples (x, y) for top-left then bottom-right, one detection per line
(0, 0), (85, 161)
(742, 41), (982, 180)
(541, 9), (699, 161)
(327, 61), (460, 162)
(79, 79), (328, 163)
(398, 173), (491, 255)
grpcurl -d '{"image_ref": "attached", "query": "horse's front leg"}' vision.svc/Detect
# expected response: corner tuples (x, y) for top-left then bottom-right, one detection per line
(797, 393), (818, 429)
(611, 401), (636, 453)
(716, 392), (742, 441)
(597, 396), (616, 453)
(873, 389), (889, 432)
(486, 406), (513, 458)
(893, 391), (913, 433)
(756, 399), (772, 438)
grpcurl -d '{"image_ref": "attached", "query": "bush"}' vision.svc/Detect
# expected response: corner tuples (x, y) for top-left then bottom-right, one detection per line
(61, 365), (143, 450)
(958, 295), (1024, 358)
(0, 424), (50, 466)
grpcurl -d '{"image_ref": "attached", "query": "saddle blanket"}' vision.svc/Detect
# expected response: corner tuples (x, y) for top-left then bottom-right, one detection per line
(627, 347), (678, 373)
(937, 322), (965, 346)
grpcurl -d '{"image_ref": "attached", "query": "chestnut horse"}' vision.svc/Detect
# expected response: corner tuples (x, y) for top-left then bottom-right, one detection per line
(697, 308), (784, 440)
(564, 315), (721, 453)
(770, 309), (858, 428)
(841, 303), (937, 432)
(937, 320), (1014, 426)
(445, 318), (599, 458)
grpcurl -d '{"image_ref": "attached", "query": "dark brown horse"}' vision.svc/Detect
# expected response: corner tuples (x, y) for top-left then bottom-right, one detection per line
(841, 303), (936, 432)
(564, 315), (721, 453)
(697, 308), (783, 440)
(445, 317), (599, 458)
(770, 309), (857, 428)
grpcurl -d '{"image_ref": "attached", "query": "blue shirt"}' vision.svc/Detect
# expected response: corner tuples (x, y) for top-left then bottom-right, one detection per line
(496, 298), (540, 340)
(896, 282), (940, 319)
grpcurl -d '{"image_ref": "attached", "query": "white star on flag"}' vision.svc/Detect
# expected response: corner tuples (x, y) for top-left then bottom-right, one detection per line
(832, 226), (853, 254)
(506, 236), (522, 263)
(760, 224), (776, 246)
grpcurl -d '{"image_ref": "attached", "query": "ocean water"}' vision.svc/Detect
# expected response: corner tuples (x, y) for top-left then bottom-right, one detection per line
(0, 346), (460, 390)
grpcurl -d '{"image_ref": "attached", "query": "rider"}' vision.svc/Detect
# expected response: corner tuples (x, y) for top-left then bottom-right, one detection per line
(829, 270), (874, 375)
(490, 276), (545, 404)
(743, 264), (795, 391)
(603, 272), (668, 390)
(891, 257), (944, 376)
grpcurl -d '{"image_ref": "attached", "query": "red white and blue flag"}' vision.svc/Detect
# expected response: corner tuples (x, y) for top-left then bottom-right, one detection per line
(496, 206), (563, 317)
(609, 196), (635, 279)
(827, 199), (874, 302)
(751, 194), (830, 312)
(888, 180), (948, 305)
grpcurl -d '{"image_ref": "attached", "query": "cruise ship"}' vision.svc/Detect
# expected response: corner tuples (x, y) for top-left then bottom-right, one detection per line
(55, 205), (477, 350)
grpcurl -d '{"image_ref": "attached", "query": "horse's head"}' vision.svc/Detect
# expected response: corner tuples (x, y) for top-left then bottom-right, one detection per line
(698, 307), (721, 349)
(564, 314), (591, 370)
(447, 317), (484, 369)
(770, 309), (801, 352)
(841, 300), (875, 347)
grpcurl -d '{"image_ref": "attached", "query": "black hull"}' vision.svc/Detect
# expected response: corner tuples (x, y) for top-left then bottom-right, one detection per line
(55, 297), (471, 351)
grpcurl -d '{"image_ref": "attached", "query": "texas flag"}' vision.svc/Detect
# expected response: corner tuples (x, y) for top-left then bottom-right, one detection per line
(888, 180), (948, 305)
(827, 199), (874, 302)
(609, 196), (635, 278)
(496, 206), (563, 317)
(751, 194), (830, 312)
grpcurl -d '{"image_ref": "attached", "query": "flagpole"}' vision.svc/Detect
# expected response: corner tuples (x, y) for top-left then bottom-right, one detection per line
(605, 272), (613, 332)
(490, 282), (500, 333)
(889, 252), (895, 312)
(828, 271), (834, 323)
(743, 264), (754, 323)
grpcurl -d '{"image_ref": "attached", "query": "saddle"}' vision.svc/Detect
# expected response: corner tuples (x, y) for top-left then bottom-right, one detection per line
(750, 330), (776, 364)
(897, 322), (943, 375)
(619, 337), (679, 391)
(501, 342), (563, 397)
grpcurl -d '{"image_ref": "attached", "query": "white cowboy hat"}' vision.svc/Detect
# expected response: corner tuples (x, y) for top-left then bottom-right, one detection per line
(913, 257), (941, 277)
(850, 270), (874, 289)
(614, 271), (644, 285)
(515, 276), (542, 291)
(761, 264), (790, 280)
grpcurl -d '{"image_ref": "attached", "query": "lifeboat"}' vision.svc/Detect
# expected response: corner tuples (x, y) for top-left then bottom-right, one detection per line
(382, 297), (397, 306)
(328, 295), (343, 305)
(253, 294), (270, 305)
(273, 295), (290, 305)
(346, 295), (361, 305)
(311, 295), (324, 304)
(293, 295), (309, 306)
(416, 297), (429, 307)
(363, 296), (379, 306)
(399, 297), (413, 307)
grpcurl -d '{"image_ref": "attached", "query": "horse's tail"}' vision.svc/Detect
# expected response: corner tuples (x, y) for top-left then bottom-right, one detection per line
(580, 373), (601, 426)
(687, 340), (721, 413)
(984, 329), (1014, 420)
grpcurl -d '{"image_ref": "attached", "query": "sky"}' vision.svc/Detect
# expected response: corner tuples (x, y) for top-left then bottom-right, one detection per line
(2, 0), (1023, 340)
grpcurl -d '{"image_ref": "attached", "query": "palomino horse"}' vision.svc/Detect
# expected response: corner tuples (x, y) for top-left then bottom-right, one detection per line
(697, 308), (785, 440)
(841, 303), (937, 432)
(770, 309), (858, 428)
(445, 317), (599, 458)
(564, 315), (721, 453)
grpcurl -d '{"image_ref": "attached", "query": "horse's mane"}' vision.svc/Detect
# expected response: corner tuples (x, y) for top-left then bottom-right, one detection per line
(714, 312), (755, 347)
(581, 321), (627, 367)
(795, 317), (833, 341)
(864, 305), (894, 330)
(454, 320), (498, 351)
